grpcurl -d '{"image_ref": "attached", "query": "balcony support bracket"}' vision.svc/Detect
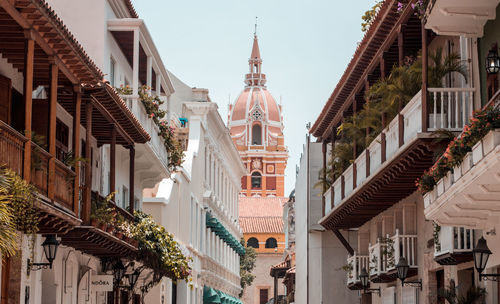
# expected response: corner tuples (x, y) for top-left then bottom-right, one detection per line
(332, 229), (354, 256)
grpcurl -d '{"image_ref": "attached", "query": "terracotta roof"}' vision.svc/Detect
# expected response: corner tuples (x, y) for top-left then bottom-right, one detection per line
(309, 0), (415, 139)
(271, 261), (288, 270)
(239, 197), (287, 217)
(240, 216), (283, 234)
(124, 0), (139, 18)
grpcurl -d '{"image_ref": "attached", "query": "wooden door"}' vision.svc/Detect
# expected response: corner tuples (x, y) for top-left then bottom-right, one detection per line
(259, 288), (268, 304)
(0, 75), (11, 124)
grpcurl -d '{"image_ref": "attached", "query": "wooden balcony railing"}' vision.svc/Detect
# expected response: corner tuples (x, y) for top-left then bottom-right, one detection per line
(0, 120), (26, 175)
(54, 159), (75, 211)
(30, 143), (50, 196)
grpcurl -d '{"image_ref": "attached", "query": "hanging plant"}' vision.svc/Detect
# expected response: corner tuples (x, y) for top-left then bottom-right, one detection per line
(341, 260), (354, 279)
(397, 0), (428, 19)
(380, 237), (395, 268)
(361, 1), (383, 32)
(433, 222), (441, 252)
(121, 211), (191, 295)
(116, 84), (133, 95)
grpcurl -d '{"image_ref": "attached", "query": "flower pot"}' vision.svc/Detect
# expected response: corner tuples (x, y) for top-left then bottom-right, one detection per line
(130, 239), (139, 247)
(453, 166), (461, 183)
(481, 129), (500, 155)
(98, 222), (107, 231)
(472, 140), (483, 165)
(114, 231), (123, 239)
(90, 219), (98, 227)
(106, 225), (114, 234)
(461, 152), (472, 175)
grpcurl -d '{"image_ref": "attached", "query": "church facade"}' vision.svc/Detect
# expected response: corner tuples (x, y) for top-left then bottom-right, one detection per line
(228, 34), (288, 197)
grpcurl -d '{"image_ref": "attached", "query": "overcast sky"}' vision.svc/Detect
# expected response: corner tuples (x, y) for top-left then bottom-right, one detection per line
(133, 0), (375, 195)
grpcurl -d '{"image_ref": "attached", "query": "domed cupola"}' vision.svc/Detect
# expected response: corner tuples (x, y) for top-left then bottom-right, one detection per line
(227, 31), (288, 197)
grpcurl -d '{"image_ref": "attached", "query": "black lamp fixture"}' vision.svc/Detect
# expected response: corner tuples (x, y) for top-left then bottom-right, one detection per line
(396, 257), (422, 290)
(113, 260), (126, 284)
(359, 268), (380, 296)
(27, 235), (60, 275)
(473, 237), (500, 281)
(486, 48), (500, 74)
(126, 270), (140, 289)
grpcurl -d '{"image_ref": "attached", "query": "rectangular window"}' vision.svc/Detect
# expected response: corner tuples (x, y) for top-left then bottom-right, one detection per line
(122, 186), (129, 209)
(109, 57), (115, 87)
(55, 119), (69, 161)
(259, 289), (268, 304)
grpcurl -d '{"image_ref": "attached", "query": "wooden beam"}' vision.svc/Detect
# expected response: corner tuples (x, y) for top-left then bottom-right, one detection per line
(23, 37), (34, 181)
(72, 86), (81, 215)
(332, 229), (354, 256)
(129, 146), (135, 214)
(82, 100), (93, 223)
(322, 141), (326, 216)
(110, 125), (116, 196)
(398, 27), (404, 66)
(421, 22), (428, 132)
(47, 62), (58, 199)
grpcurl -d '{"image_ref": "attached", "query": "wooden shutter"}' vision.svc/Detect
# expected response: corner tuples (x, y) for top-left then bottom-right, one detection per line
(0, 75), (11, 124)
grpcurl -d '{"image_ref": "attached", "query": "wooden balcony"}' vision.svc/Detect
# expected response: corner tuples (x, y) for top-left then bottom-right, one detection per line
(320, 88), (477, 230)
(368, 239), (392, 283)
(434, 226), (474, 265)
(346, 253), (369, 290)
(387, 230), (417, 279)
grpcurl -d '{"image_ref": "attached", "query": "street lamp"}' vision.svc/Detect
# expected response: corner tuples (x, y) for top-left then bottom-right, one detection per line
(396, 257), (422, 290)
(359, 268), (380, 296)
(27, 235), (60, 275)
(113, 260), (126, 284)
(127, 270), (140, 289)
(486, 49), (500, 74)
(473, 237), (500, 281)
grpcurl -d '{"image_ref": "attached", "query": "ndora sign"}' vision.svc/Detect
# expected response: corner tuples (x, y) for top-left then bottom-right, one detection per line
(91, 275), (113, 291)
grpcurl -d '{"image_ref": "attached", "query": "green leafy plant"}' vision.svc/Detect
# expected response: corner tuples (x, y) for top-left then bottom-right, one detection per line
(433, 222), (441, 252)
(90, 192), (115, 225)
(361, 1), (383, 32)
(239, 238), (257, 297)
(341, 260), (354, 279)
(115, 84), (133, 95)
(0, 169), (18, 257)
(125, 211), (191, 295)
(439, 285), (486, 304)
(380, 237), (395, 268)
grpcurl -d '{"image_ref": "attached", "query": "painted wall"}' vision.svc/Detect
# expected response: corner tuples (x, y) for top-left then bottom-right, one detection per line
(243, 233), (286, 255)
(240, 253), (285, 304)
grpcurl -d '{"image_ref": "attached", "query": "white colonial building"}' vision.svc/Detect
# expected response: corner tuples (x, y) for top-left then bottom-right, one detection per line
(143, 73), (246, 304)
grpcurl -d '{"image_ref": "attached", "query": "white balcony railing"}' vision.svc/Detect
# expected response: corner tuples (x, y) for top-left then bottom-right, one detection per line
(428, 88), (475, 131)
(121, 95), (169, 171)
(324, 87), (477, 210)
(435, 226), (474, 256)
(368, 238), (389, 277)
(390, 229), (417, 271)
(347, 253), (370, 285)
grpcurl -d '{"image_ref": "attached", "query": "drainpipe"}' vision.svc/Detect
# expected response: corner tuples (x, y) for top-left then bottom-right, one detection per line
(306, 133), (310, 303)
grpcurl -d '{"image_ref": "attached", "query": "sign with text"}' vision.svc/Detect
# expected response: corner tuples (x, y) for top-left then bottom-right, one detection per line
(90, 275), (113, 292)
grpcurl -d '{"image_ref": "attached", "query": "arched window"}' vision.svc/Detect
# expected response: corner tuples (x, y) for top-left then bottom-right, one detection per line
(251, 172), (261, 189)
(252, 124), (262, 145)
(247, 237), (259, 248)
(265, 237), (277, 248)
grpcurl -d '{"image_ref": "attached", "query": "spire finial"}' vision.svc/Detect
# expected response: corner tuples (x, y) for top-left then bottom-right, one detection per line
(254, 16), (258, 37)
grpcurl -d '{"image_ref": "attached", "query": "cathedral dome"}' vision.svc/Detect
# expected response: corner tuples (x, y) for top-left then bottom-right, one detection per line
(228, 34), (284, 147)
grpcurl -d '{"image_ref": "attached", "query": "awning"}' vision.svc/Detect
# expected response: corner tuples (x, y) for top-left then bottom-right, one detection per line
(203, 287), (242, 304)
(206, 213), (245, 256)
(203, 286), (221, 304)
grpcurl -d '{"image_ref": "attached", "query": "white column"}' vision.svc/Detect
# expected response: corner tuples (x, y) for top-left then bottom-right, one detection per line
(156, 73), (162, 95)
(146, 56), (152, 94)
(132, 28), (140, 95)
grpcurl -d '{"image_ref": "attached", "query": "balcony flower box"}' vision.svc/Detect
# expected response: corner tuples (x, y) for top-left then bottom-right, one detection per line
(472, 140), (483, 165)
(436, 178), (445, 196)
(481, 129), (500, 155)
(460, 152), (472, 176)
(452, 166), (461, 183)
(443, 171), (453, 191)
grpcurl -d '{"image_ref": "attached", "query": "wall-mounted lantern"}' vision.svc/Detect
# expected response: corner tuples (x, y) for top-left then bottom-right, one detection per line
(27, 235), (60, 275)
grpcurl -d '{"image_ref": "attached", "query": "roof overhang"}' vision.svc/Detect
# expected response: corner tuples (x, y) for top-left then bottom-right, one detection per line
(319, 135), (442, 230)
(425, 0), (500, 37)
(107, 18), (175, 95)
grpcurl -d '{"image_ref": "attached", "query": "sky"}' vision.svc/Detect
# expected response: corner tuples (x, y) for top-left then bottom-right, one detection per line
(133, 0), (375, 195)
